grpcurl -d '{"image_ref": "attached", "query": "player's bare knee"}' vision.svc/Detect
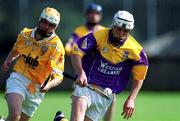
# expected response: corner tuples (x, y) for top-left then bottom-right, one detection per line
(73, 97), (87, 112)
(9, 113), (21, 121)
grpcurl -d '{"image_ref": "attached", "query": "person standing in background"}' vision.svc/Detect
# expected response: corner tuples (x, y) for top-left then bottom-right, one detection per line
(65, 3), (105, 55)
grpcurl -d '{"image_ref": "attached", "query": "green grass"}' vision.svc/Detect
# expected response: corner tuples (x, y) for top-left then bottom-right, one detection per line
(0, 91), (180, 121)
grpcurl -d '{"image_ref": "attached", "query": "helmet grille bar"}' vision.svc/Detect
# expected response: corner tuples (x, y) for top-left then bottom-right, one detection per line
(117, 17), (133, 22)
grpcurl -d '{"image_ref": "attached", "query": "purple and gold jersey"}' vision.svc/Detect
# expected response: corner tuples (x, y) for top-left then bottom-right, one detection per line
(65, 24), (106, 55)
(13, 28), (65, 85)
(72, 28), (148, 94)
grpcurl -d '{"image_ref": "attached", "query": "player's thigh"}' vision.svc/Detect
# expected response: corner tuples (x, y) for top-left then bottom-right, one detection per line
(71, 95), (88, 113)
(22, 91), (44, 117)
(71, 95), (88, 121)
(6, 93), (24, 115)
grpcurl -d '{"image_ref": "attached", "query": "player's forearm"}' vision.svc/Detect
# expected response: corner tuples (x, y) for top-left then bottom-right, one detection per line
(70, 54), (84, 75)
(47, 78), (63, 89)
(128, 80), (144, 100)
(4, 49), (19, 63)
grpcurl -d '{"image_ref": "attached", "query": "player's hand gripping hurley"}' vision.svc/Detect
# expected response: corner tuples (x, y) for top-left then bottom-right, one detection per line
(63, 72), (111, 99)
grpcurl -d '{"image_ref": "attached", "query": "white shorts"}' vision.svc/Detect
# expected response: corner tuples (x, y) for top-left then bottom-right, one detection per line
(72, 85), (114, 121)
(6, 72), (44, 117)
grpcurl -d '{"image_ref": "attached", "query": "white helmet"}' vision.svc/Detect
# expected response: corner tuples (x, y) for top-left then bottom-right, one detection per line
(111, 10), (134, 30)
(39, 7), (60, 26)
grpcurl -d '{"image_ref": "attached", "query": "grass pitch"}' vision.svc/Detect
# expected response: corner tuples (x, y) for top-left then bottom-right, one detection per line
(0, 91), (180, 121)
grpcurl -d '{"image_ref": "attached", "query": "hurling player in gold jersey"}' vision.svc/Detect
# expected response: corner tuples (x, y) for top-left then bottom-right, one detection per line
(1, 7), (65, 121)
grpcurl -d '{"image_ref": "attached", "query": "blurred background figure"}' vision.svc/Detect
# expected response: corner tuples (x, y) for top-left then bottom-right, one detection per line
(65, 3), (105, 55)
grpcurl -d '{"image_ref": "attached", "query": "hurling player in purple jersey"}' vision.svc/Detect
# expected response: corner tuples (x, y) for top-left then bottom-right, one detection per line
(70, 10), (148, 121)
(65, 3), (116, 121)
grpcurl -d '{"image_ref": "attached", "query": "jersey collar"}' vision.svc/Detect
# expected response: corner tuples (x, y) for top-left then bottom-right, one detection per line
(30, 27), (56, 42)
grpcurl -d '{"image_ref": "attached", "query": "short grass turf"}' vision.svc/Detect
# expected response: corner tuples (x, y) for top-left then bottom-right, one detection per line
(0, 91), (180, 121)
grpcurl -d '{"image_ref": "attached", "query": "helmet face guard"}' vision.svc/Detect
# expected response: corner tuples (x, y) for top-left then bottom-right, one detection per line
(39, 7), (60, 27)
(111, 10), (134, 30)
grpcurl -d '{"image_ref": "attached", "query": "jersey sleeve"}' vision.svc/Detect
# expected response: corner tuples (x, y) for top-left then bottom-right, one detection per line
(13, 28), (32, 52)
(12, 30), (26, 52)
(65, 33), (79, 55)
(132, 49), (148, 81)
(71, 33), (97, 57)
(50, 42), (65, 81)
